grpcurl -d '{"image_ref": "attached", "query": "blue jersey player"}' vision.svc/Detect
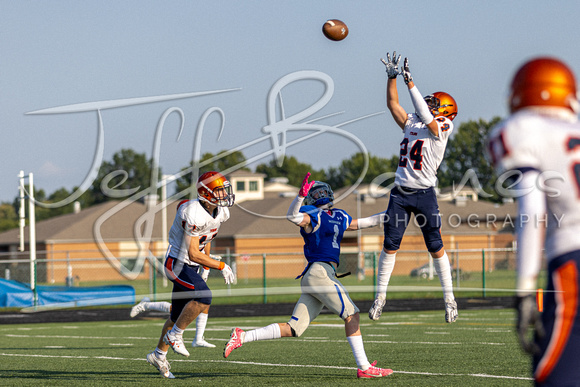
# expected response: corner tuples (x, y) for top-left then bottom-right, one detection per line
(224, 173), (393, 379)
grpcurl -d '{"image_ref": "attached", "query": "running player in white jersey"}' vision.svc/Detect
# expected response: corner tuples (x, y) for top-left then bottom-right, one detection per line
(131, 254), (222, 348)
(369, 52), (458, 323)
(146, 171), (236, 379)
(487, 57), (580, 386)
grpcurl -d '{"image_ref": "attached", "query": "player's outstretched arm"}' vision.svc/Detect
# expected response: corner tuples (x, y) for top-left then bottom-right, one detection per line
(382, 52), (407, 130)
(287, 173), (313, 229)
(347, 213), (384, 231)
(403, 57), (440, 137)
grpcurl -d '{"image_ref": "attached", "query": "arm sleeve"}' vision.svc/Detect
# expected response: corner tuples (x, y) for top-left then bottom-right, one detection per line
(286, 195), (305, 225)
(409, 86), (434, 125)
(515, 170), (545, 295)
(356, 213), (384, 229)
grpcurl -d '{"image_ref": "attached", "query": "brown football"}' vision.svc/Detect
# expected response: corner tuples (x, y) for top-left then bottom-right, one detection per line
(322, 19), (348, 41)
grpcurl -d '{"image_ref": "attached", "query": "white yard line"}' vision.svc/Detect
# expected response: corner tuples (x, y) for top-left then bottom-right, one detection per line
(0, 352), (533, 381)
(2, 333), (506, 345)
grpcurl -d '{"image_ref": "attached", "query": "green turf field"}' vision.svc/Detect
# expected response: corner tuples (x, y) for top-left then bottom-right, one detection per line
(0, 309), (533, 386)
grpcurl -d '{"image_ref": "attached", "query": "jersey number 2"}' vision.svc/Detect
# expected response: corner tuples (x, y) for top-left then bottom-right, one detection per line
(399, 139), (424, 170)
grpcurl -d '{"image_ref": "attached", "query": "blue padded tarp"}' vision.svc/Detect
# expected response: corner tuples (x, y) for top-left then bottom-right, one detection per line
(0, 278), (135, 308)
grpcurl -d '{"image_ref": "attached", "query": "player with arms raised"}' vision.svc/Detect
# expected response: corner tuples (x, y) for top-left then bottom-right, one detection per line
(487, 57), (580, 386)
(146, 171), (236, 379)
(369, 52), (458, 323)
(223, 173), (393, 379)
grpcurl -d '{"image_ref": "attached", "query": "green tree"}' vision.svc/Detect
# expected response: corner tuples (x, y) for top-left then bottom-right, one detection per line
(89, 148), (159, 204)
(45, 188), (77, 217)
(326, 152), (399, 188)
(175, 150), (249, 194)
(255, 156), (325, 187)
(0, 203), (18, 232)
(438, 117), (502, 201)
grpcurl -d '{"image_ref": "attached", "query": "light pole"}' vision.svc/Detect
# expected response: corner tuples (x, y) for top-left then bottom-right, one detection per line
(19, 171), (37, 307)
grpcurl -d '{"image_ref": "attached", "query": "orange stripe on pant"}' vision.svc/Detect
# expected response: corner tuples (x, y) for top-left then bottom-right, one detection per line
(535, 261), (578, 383)
(164, 257), (196, 290)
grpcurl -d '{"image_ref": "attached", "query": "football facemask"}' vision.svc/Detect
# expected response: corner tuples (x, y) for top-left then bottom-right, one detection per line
(197, 171), (235, 207)
(304, 181), (334, 208)
(424, 92), (458, 121)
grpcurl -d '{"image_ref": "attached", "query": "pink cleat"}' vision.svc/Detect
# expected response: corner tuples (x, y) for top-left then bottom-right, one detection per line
(357, 361), (393, 378)
(223, 327), (245, 358)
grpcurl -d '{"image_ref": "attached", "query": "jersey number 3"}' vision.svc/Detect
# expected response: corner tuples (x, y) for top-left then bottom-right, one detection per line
(399, 139), (424, 170)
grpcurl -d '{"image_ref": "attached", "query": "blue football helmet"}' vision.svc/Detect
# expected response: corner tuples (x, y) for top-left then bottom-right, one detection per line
(304, 181), (334, 208)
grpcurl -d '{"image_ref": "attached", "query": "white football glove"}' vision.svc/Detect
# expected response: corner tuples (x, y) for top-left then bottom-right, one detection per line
(199, 266), (210, 282)
(380, 51), (401, 79)
(221, 263), (235, 285)
(401, 57), (413, 84)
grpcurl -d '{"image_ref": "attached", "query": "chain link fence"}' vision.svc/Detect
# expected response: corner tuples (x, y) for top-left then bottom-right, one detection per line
(0, 245), (523, 308)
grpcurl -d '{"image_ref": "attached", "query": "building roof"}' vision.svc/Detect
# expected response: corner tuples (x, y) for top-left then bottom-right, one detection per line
(0, 200), (175, 245)
(0, 191), (517, 246)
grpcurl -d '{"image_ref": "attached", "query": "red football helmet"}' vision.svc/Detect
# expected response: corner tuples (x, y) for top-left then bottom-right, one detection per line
(197, 171), (235, 207)
(424, 92), (458, 121)
(509, 57), (578, 114)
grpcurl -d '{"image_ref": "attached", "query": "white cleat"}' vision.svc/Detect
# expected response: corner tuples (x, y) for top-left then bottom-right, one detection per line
(192, 338), (216, 348)
(146, 351), (175, 379)
(368, 297), (386, 321)
(130, 297), (150, 318)
(164, 331), (190, 357)
(445, 300), (458, 323)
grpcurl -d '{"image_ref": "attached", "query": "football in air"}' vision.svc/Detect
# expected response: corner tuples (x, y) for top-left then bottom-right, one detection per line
(322, 19), (348, 41)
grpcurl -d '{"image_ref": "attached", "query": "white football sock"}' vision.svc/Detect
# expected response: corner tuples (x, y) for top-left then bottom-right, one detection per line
(148, 301), (171, 313)
(376, 250), (396, 299)
(195, 313), (209, 342)
(170, 325), (184, 336)
(347, 334), (370, 370)
(154, 347), (167, 360)
(433, 252), (455, 302)
(244, 323), (281, 343)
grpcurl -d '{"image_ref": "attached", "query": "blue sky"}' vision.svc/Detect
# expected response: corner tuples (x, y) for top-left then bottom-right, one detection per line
(2, 1), (580, 203)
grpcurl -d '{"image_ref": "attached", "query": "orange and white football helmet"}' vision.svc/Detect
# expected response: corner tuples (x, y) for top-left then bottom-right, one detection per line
(509, 57), (579, 114)
(197, 171), (235, 207)
(424, 92), (458, 121)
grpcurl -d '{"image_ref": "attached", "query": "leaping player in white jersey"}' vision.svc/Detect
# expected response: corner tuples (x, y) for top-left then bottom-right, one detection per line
(146, 171), (236, 379)
(487, 57), (580, 386)
(369, 52), (458, 323)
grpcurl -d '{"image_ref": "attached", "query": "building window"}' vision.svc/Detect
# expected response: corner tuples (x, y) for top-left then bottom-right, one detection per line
(249, 180), (258, 191)
(236, 181), (246, 191)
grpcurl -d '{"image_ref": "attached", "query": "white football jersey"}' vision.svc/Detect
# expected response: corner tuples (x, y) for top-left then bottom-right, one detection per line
(487, 109), (580, 260)
(395, 114), (454, 189)
(166, 199), (230, 265)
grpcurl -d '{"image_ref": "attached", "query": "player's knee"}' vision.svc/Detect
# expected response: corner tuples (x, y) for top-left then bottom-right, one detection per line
(288, 322), (306, 337)
(426, 240), (444, 253)
(383, 237), (401, 251)
(344, 312), (360, 325)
